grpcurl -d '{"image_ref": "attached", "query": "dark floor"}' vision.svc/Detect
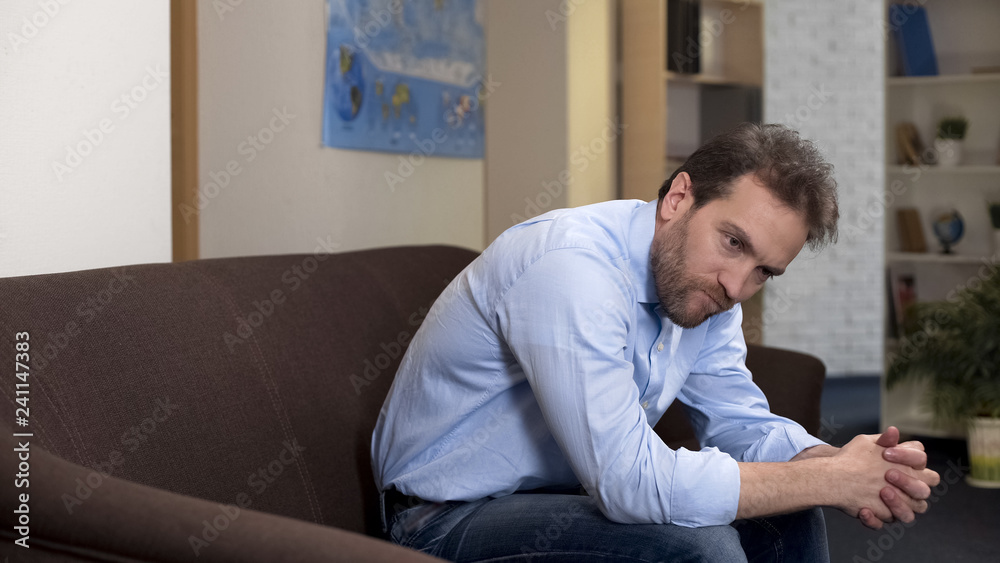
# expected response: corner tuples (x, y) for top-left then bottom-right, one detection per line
(820, 376), (1000, 563)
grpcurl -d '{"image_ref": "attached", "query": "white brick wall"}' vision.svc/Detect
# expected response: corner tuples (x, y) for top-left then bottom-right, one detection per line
(762, 0), (885, 376)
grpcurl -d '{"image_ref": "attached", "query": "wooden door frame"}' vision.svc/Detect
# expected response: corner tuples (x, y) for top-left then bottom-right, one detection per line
(171, 0), (198, 261)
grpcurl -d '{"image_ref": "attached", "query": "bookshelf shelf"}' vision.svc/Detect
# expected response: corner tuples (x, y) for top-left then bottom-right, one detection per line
(886, 164), (1000, 175)
(663, 71), (758, 87)
(887, 252), (990, 265)
(887, 72), (1000, 87)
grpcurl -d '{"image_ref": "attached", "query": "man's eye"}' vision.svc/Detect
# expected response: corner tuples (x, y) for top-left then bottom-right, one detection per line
(727, 236), (741, 249)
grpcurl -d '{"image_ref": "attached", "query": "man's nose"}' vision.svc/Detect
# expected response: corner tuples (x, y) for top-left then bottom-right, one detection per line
(718, 265), (755, 304)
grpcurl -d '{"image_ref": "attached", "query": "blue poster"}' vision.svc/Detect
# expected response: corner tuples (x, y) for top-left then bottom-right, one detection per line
(322, 0), (485, 158)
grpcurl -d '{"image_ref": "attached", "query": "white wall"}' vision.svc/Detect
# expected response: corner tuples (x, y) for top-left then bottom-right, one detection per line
(0, 0), (171, 277)
(196, 0), (485, 259)
(762, 0), (885, 376)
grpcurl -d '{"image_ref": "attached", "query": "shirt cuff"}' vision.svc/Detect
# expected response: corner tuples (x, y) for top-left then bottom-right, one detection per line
(744, 425), (828, 463)
(669, 446), (740, 527)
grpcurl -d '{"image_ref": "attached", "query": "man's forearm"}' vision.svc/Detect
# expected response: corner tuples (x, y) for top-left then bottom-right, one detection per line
(736, 458), (840, 519)
(735, 433), (939, 525)
(733, 444), (841, 519)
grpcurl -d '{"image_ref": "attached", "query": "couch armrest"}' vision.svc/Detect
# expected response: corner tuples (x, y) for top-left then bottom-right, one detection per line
(0, 431), (443, 563)
(744, 343), (825, 437)
(653, 344), (826, 449)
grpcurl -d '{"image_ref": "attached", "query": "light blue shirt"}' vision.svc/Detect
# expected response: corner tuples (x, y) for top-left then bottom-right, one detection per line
(371, 199), (824, 527)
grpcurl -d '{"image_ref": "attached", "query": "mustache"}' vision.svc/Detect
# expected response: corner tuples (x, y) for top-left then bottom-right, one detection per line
(702, 284), (734, 311)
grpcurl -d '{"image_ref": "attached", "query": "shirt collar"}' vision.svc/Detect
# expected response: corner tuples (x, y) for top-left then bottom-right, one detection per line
(628, 200), (660, 304)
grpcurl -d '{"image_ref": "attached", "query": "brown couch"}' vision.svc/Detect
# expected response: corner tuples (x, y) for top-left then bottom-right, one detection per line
(0, 245), (824, 561)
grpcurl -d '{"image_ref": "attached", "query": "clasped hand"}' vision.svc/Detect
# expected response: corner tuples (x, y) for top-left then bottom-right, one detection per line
(837, 426), (940, 530)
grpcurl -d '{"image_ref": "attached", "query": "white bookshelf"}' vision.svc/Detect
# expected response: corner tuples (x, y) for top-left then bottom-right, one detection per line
(881, 0), (1000, 439)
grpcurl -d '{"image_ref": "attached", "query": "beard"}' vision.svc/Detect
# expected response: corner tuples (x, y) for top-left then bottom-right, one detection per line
(649, 212), (734, 328)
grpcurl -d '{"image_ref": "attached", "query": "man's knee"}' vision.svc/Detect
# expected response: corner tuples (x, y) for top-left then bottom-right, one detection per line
(679, 524), (748, 562)
(733, 508), (829, 563)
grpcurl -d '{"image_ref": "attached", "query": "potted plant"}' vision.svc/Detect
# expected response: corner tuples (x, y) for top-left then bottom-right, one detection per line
(933, 117), (968, 167)
(887, 270), (1000, 487)
(989, 201), (1000, 255)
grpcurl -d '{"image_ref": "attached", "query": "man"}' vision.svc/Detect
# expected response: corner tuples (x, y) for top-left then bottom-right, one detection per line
(371, 123), (939, 561)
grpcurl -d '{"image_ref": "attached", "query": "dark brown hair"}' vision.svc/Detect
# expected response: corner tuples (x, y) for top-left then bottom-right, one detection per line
(658, 122), (839, 250)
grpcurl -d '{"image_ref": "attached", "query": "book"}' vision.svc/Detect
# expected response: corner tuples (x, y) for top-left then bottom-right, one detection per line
(895, 122), (924, 166)
(889, 272), (918, 338)
(666, 0), (700, 74)
(890, 4), (939, 77)
(897, 208), (928, 253)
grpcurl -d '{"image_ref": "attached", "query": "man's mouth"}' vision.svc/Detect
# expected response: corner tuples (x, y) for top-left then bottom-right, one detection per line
(702, 290), (727, 312)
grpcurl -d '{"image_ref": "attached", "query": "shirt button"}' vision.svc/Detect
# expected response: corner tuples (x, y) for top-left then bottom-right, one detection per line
(656, 343), (664, 352)
(641, 401), (650, 409)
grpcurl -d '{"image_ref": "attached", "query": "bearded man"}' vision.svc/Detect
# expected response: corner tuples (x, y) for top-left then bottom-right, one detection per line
(371, 123), (939, 562)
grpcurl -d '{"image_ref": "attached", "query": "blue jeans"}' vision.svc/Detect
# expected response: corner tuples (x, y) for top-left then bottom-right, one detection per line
(384, 492), (829, 562)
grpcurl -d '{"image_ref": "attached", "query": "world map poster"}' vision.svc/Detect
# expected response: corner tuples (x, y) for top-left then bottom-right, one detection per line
(322, 0), (485, 158)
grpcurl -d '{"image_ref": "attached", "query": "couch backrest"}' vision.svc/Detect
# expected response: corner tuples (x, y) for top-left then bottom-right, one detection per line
(0, 245), (478, 536)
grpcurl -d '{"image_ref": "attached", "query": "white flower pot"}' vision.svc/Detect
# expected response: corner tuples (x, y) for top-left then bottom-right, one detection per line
(966, 417), (1000, 488)
(934, 138), (963, 167)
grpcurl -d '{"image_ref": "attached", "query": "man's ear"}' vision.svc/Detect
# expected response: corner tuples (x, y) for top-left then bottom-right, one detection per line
(660, 172), (693, 222)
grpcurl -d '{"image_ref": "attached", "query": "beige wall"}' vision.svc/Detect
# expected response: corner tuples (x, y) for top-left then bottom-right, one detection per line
(566, 0), (617, 209)
(485, 0), (617, 243)
(0, 0), (171, 277)
(196, 0), (485, 258)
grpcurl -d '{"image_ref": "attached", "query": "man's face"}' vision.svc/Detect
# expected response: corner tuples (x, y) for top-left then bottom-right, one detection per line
(650, 173), (809, 328)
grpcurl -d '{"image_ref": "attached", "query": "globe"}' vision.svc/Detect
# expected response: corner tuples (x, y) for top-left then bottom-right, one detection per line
(932, 210), (964, 254)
